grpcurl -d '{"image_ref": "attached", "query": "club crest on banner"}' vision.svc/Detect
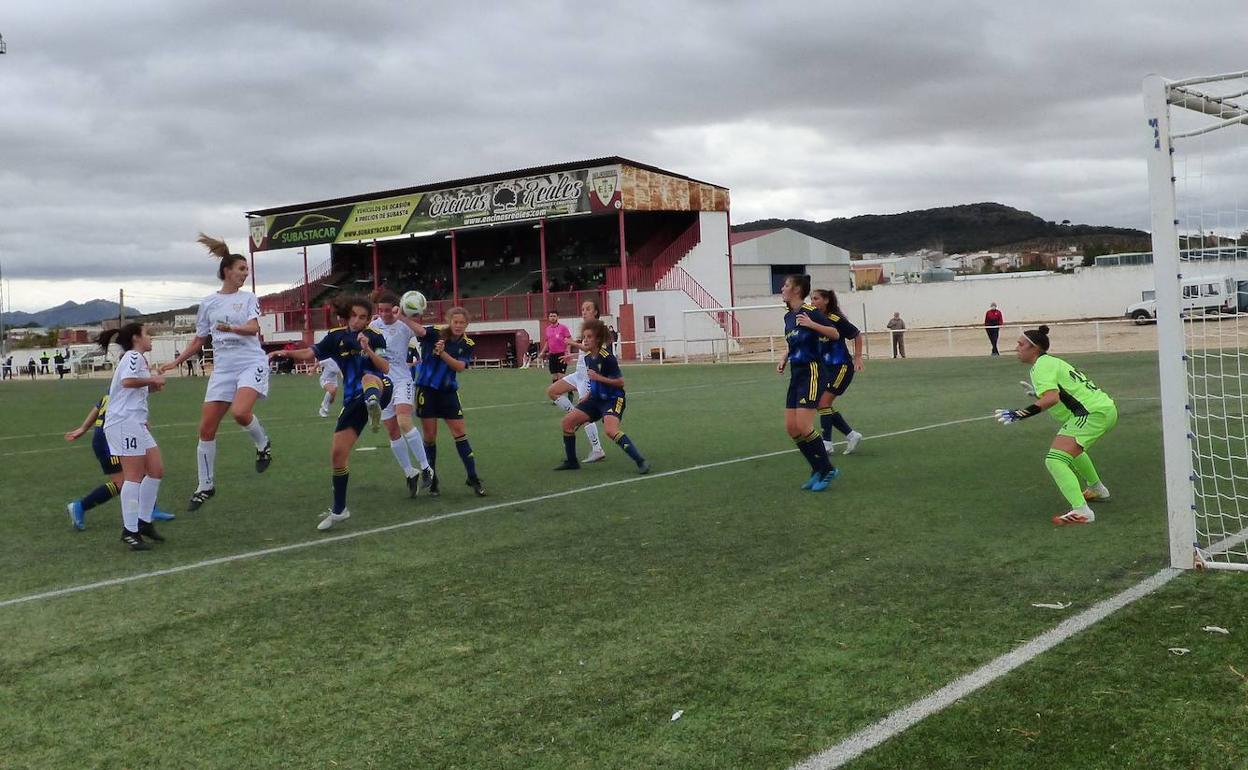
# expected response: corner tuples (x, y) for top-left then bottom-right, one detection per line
(249, 217), (268, 249)
(592, 170), (619, 209)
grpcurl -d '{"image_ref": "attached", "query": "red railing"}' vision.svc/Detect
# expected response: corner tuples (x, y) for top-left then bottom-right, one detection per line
(605, 219), (702, 291)
(268, 305), (336, 334)
(423, 288), (608, 323)
(259, 258), (339, 312)
(656, 265), (739, 336)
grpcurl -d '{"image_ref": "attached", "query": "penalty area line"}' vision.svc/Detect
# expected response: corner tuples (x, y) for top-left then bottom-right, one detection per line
(0, 414), (988, 611)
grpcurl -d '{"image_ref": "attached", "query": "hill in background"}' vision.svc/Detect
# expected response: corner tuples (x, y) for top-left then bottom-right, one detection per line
(735, 202), (1150, 255)
(2, 299), (143, 328)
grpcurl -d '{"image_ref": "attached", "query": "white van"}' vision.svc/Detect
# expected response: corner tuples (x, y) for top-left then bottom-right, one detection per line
(1126, 275), (1236, 324)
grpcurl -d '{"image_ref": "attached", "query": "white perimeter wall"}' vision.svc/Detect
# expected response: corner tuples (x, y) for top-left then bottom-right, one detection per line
(677, 212), (733, 306)
(608, 288), (724, 358)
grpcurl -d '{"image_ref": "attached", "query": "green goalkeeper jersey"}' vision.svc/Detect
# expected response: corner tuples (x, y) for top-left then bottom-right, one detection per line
(1029, 354), (1115, 423)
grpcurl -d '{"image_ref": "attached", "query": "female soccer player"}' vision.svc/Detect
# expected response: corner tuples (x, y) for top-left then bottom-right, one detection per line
(317, 357), (341, 418)
(411, 307), (485, 497)
(554, 319), (649, 473)
(162, 234), (272, 512)
(270, 296), (392, 531)
(64, 393), (174, 530)
(369, 290), (434, 496)
(777, 275), (838, 491)
(995, 325), (1117, 525)
(545, 299), (606, 463)
(810, 289), (865, 455)
(99, 323), (167, 550)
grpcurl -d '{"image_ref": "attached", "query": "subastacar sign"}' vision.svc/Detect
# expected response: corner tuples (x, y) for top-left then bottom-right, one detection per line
(249, 165), (622, 251)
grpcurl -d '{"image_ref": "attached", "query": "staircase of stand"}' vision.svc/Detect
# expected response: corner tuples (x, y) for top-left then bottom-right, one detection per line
(605, 218), (738, 336)
(259, 258), (342, 312)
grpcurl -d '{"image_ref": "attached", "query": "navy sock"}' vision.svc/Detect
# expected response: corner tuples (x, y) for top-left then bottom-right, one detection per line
(612, 433), (645, 465)
(563, 432), (578, 463)
(796, 431), (833, 474)
(425, 442), (437, 471)
(829, 411), (853, 436)
(455, 436), (478, 480)
(332, 468), (349, 514)
(818, 408), (834, 441)
(81, 481), (119, 512)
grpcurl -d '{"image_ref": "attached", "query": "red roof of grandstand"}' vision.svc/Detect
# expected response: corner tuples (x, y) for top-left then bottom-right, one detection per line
(245, 156), (727, 218)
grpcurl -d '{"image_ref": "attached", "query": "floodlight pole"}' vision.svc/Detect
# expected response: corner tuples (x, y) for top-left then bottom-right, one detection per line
(371, 239), (380, 291)
(539, 218), (549, 317)
(249, 243), (256, 294)
(302, 246), (310, 335)
(450, 230), (459, 304)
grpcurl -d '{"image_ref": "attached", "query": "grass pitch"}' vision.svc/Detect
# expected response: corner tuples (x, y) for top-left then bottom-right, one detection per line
(1, 353), (1245, 769)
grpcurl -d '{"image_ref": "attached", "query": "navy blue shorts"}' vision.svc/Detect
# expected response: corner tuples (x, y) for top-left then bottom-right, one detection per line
(416, 386), (464, 420)
(575, 394), (626, 423)
(786, 361), (821, 409)
(821, 363), (855, 397)
(335, 377), (394, 436)
(92, 428), (121, 475)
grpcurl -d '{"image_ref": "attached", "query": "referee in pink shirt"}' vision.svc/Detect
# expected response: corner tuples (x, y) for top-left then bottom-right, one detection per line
(538, 311), (573, 383)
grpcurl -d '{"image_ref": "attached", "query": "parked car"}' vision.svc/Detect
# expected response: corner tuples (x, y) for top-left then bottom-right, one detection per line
(73, 351), (113, 372)
(1126, 275), (1237, 324)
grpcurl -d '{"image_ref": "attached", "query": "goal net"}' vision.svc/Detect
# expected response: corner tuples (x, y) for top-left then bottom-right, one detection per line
(1145, 71), (1248, 571)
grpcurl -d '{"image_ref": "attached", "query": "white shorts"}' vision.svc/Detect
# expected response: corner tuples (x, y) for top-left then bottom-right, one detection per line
(319, 363), (340, 388)
(382, 377), (416, 420)
(205, 360), (270, 403)
(105, 421), (157, 457)
(561, 370), (590, 399)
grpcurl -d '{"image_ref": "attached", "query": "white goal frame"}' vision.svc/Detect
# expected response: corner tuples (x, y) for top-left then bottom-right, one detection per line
(1145, 71), (1248, 571)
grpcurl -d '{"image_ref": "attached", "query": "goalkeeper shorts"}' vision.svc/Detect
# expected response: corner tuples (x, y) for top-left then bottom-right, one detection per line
(1057, 404), (1118, 450)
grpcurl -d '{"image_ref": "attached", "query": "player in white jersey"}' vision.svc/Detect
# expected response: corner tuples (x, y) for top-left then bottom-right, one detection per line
(99, 323), (167, 551)
(317, 357), (341, 418)
(545, 299), (606, 463)
(369, 289), (434, 496)
(163, 234), (273, 512)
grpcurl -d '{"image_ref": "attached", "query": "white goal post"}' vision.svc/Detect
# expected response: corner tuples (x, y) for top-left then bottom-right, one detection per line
(1145, 71), (1248, 571)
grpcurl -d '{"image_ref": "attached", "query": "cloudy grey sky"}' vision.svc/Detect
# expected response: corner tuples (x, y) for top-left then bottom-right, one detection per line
(1, 0), (1244, 312)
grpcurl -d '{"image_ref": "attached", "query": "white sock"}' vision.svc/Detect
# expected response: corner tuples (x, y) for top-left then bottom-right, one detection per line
(584, 421), (603, 452)
(138, 476), (161, 523)
(390, 437), (415, 475)
(120, 480), (141, 531)
(242, 416), (269, 450)
(554, 394), (573, 412)
(197, 439), (216, 491)
(404, 428), (430, 470)
(321, 392), (333, 410)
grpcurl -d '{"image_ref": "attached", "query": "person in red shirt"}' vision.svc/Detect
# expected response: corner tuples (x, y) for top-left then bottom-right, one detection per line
(537, 311), (572, 383)
(984, 302), (1004, 356)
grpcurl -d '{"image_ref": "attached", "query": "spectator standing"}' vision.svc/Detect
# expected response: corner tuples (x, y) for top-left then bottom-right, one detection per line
(3, 356), (12, 380)
(54, 351), (66, 379)
(885, 312), (906, 358)
(27, 360), (37, 379)
(40, 351), (50, 374)
(984, 302), (1004, 356)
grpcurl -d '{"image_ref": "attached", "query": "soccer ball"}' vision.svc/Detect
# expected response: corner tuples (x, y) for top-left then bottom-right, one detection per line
(400, 290), (428, 318)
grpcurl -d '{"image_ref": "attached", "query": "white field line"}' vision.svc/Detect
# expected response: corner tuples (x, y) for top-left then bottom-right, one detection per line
(0, 414), (986, 610)
(0, 379), (768, 456)
(789, 566), (1184, 770)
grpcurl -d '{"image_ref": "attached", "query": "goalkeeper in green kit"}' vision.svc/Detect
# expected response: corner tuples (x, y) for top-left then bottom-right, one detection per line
(994, 325), (1117, 525)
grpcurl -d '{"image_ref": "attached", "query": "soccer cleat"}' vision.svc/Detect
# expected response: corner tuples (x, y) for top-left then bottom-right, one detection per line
(151, 508), (176, 521)
(67, 500), (85, 531)
(809, 467), (840, 492)
(187, 488), (215, 512)
(583, 449), (607, 464)
(120, 529), (150, 551)
(636, 460), (651, 475)
(1052, 509), (1095, 526)
(420, 467), (435, 491)
(844, 431), (864, 455)
(255, 441), (273, 473)
(406, 472), (421, 498)
(801, 472), (821, 490)
(138, 520), (165, 542)
(318, 405), (330, 418)
(823, 440), (836, 455)
(428, 477), (441, 497)
(317, 508), (350, 531)
(467, 477), (487, 497)
(366, 396), (382, 433)
(1082, 487), (1112, 503)
(554, 460), (581, 471)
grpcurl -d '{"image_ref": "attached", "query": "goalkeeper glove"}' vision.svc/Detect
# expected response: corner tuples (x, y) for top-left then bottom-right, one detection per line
(994, 404), (1042, 425)
(1019, 380), (1036, 397)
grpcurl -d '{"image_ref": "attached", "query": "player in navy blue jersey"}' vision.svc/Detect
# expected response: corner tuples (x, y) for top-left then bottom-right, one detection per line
(810, 288), (865, 455)
(270, 296), (392, 530)
(410, 307), (485, 497)
(777, 275), (840, 491)
(63, 393), (174, 531)
(554, 319), (650, 473)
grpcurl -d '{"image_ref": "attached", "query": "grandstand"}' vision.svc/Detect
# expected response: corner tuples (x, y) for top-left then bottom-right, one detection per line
(246, 158), (734, 359)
